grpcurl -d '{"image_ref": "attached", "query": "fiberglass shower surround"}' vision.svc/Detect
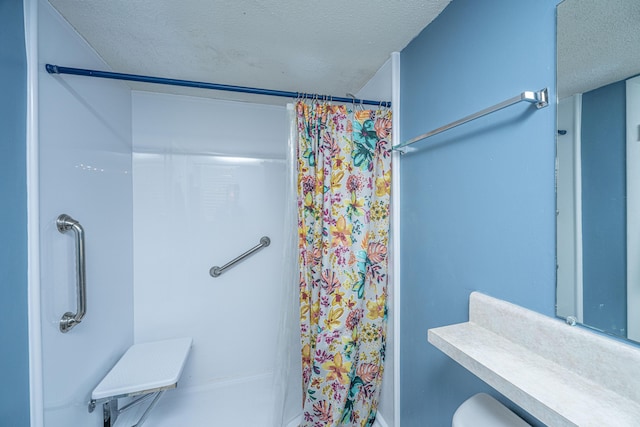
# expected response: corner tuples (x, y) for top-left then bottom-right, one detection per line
(35, 3), (394, 423)
(130, 91), (291, 426)
(36, 8), (292, 420)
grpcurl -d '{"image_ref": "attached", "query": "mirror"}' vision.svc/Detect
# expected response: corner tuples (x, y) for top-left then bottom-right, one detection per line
(556, 0), (640, 343)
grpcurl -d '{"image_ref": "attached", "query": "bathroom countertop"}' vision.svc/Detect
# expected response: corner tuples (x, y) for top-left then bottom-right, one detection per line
(428, 292), (640, 427)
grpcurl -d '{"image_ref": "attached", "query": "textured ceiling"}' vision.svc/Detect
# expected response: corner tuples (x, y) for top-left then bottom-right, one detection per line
(47, 0), (451, 104)
(557, 0), (640, 99)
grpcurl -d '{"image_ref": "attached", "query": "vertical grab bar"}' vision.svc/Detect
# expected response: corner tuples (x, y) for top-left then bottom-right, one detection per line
(57, 214), (87, 333)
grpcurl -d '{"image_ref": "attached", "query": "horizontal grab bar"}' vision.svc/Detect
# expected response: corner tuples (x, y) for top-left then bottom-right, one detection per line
(393, 88), (549, 152)
(209, 236), (270, 278)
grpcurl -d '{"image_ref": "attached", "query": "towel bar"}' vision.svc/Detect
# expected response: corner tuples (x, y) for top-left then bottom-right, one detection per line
(393, 88), (549, 152)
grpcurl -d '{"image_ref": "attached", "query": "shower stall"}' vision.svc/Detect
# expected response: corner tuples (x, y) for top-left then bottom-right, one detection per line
(27, 1), (397, 426)
(129, 91), (294, 426)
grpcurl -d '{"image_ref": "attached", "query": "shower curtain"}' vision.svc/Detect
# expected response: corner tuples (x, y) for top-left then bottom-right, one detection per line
(296, 101), (392, 427)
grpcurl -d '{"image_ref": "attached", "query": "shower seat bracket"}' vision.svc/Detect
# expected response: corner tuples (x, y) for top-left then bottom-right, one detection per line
(88, 337), (192, 427)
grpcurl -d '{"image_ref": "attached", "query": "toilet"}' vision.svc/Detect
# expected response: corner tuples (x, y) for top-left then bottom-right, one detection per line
(452, 393), (531, 427)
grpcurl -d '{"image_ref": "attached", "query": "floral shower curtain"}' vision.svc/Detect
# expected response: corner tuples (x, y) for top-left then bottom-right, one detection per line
(296, 101), (392, 427)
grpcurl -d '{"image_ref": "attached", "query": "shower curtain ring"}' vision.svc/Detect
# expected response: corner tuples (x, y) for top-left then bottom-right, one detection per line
(346, 93), (356, 110)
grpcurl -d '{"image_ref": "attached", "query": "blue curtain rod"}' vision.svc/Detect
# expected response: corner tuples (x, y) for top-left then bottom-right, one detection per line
(45, 64), (391, 107)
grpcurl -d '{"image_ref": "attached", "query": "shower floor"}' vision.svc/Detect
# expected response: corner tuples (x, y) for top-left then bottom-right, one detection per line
(113, 373), (279, 427)
(111, 372), (386, 427)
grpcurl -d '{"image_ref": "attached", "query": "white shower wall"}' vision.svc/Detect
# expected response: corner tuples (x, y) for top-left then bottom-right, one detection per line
(132, 91), (289, 388)
(34, 1), (133, 426)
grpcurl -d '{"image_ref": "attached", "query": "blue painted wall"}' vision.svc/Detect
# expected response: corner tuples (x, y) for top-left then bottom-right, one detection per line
(0, 0), (30, 425)
(400, 0), (558, 425)
(581, 81), (627, 337)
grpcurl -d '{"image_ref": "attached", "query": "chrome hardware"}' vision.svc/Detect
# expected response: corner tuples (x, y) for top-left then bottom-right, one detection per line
(210, 236), (270, 278)
(57, 214), (86, 333)
(394, 88), (550, 151)
(93, 391), (165, 427)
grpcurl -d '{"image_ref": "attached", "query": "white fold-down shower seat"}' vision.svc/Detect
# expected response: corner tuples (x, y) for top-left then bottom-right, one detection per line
(89, 337), (193, 427)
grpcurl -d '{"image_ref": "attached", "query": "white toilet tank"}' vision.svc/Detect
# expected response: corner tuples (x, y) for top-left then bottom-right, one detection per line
(452, 393), (531, 427)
